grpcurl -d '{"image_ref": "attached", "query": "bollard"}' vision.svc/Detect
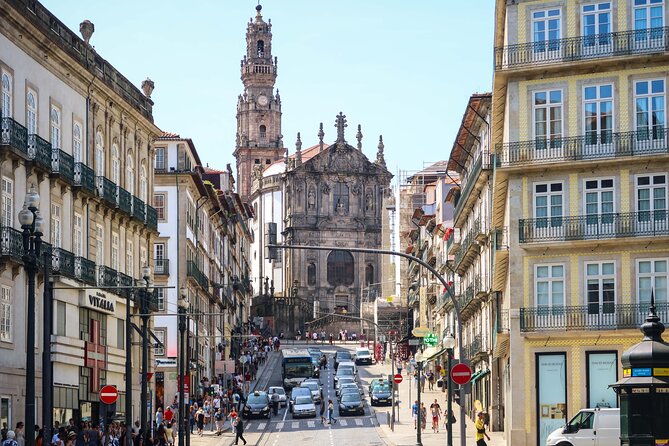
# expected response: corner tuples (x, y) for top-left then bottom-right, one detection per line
(387, 412), (391, 426)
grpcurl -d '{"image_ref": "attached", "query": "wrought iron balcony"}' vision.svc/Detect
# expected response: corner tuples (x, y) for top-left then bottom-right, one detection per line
(96, 176), (117, 207)
(464, 335), (483, 359)
(132, 196), (146, 222)
(74, 163), (96, 195)
(146, 204), (158, 230)
(0, 226), (24, 261)
(1, 117), (28, 155)
(454, 221), (481, 271)
(116, 186), (132, 215)
(495, 26), (669, 71)
(75, 256), (97, 286)
(520, 302), (669, 332)
(117, 272), (134, 298)
(51, 149), (75, 184)
(187, 260), (209, 291)
(97, 265), (118, 289)
(154, 258), (169, 275)
(51, 248), (76, 279)
(453, 152), (493, 219)
(28, 134), (52, 170)
(519, 211), (669, 243)
(496, 131), (669, 168)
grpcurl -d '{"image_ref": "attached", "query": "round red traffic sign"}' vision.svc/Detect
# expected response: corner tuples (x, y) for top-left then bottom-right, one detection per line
(99, 385), (119, 405)
(450, 363), (472, 385)
(393, 373), (403, 384)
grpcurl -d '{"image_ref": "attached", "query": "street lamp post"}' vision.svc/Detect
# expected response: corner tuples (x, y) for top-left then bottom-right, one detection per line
(140, 265), (154, 436)
(18, 185), (43, 446)
(41, 249), (53, 446)
(177, 288), (188, 446)
(442, 334), (456, 446)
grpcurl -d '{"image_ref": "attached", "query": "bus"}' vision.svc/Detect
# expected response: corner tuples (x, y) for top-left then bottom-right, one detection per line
(281, 348), (314, 389)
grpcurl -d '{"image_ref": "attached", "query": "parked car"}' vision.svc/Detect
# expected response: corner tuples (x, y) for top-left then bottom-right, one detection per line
(292, 395), (317, 419)
(338, 392), (364, 416)
(334, 351), (352, 370)
(370, 384), (392, 406)
(546, 408), (619, 446)
(242, 391), (271, 419)
(299, 380), (323, 404)
(355, 348), (372, 365)
(267, 386), (287, 408)
(289, 387), (313, 413)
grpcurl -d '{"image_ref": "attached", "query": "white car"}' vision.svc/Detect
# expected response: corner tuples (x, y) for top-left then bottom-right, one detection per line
(267, 386), (287, 407)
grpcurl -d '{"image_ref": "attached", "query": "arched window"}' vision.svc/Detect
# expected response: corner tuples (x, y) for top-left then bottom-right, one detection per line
(111, 143), (120, 184)
(1, 72), (12, 118)
(365, 264), (374, 286)
(95, 131), (104, 177)
(307, 263), (317, 286)
(257, 40), (265, 57)
(327, 250), (354, 286)
(26, 90), (36, 134)
(139, 163), (148, 201)
(333, 183), (349, 213)
(259, 125), (266, 139)
(126, 154), (135, 194)
(73, 122), (82, 163)
(50, 106), (61, 149)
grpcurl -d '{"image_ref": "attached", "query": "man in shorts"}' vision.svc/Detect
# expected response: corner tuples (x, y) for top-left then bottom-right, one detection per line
(429, 399), (442, 433)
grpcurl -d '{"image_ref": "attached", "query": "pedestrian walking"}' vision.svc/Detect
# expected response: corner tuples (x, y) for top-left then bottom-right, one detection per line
(233, 418), (246, 445)
(429, 399), (441, 433)
(443, 408), (456, 431)
(327, 400), (337, 425)
(214, 409), (223, 436)
(420, 403), (427, 431)
(319, 400), (326, 424)
(271, 390), (280, 415)
(229, 409), (238, 434)
(475, 412), (490, 446)
(411, 400), (418, 429)
(2, 431), (17, 446)
(195, 408), (204, 436)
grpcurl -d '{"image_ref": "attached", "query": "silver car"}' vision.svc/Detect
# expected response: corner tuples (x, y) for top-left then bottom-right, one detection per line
(300, 381), (323, 404)
(292, 395), (317, 419)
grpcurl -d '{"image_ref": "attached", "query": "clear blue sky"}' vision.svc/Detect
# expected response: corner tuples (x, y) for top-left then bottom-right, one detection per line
(41, 0), (494, 179)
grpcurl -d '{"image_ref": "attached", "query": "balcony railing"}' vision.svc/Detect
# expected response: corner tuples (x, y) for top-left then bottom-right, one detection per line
(454, 152), (493, 219)
(187, 260), (209, 291)
(146, 204), (158, 230)
(74, 163), (96, 195)
(0, 226), (24, 260)
(97, 265), (118, 289)
(520, 303), (669, 332)
(492, 227), (509, 251)
(454, 221), (481, 267)
(28, 134), (52, 170)
(117, 272), (134, 298)
(1, 118), (28, 155)
(51, 248), (76, 279)
(116, 186), (132, 215)
(495, 26), (669, 70)
(132, 196), (146, 221)
(497, 309), (509, 333)
(496, 131), (669, 167)
(97, 176), (117, 207)
(519, 211), (669, 243)
(154, 258), (169, 275)
(465, 335), (483, 359)
(75, 256), (97, 286)
(51, 149), (75, 183)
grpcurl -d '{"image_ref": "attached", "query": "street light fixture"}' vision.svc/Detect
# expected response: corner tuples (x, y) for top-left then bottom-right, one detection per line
(19, 184), (42, 446)
(177, 288), (188, 446)
(140, 265), (153, 435)
(442, 333), (456, 446)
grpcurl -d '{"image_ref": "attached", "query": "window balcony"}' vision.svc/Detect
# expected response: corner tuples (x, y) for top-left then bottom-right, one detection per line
(74, 163), (96, 195)
(154, 258), (169, 276)
(1, 118), (28, 156)
(464, 335), (483, 359)
(454, 222), (482, 274)
(51, 248), (76, 279)
(51, 149), (75, 184)
(496, 131), (669, 168)
(116, 186), (132, 215)
(0, 226), (24, 262)
(519, 212), (669, 244)
(495, 26), (669, 71)
(146, 204), (158, 231)
(453, 152), (493, 222)
(520, 303), (669, 332)
(75, 256), (97, 286)
(117, 272), (134, 298)
(96, 176), (117, 207)
(187, 260), (209, 291)
(97, 265), (118, 290)
(497, 309), (509, 333)
(28, 134), (52, 171)
(132, 196), (146, 222)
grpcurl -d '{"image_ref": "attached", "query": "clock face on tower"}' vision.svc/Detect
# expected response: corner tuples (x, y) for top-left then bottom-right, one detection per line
(257, 94), (268, 106)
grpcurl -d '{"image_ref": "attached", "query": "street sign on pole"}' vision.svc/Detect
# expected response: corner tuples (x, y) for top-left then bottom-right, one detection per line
(424, 332), (438, 347)
(393, 374), (403, 384)
(451, 363), (473, 385)
(100, 385), (119, 405)
(408, 339), (421, 346)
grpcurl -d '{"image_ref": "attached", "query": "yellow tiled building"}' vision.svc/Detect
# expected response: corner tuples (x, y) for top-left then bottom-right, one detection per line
(493, 0), (669, 445)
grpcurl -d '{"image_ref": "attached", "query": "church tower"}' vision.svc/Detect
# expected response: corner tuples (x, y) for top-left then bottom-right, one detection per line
(234, 4), (285, 201)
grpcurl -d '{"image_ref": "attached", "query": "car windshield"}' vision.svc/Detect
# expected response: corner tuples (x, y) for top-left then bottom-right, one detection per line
(338, 378), (354, 385)
(247, 394), (268, 404)
(341, 394), (361, 402)
(338, 367), (354, 375)
(270, 388), (285, 395)
(285, 364), (312, 378)
(337, 353), (351, 360)
(301, 382), (318, 391)
(373, 385), (391, 392)
(295, 397), (313, 405)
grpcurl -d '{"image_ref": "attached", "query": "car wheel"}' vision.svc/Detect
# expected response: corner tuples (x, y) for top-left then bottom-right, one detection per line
(556, 443), (573, 446)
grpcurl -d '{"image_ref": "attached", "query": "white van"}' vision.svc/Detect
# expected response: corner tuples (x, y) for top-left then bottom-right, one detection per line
(355, 348), (372, 365)
(338, 361), (358, 375)
(546, 408), (619, 446)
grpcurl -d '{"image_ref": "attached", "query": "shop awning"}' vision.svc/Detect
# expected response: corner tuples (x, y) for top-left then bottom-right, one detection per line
(471, 369), (490, 383)
(427, 346), (448, 362)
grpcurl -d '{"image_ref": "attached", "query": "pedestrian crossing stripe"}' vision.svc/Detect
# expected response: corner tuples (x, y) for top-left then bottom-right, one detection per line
(257, 423), (266, 430)
(339, 420), (347, 426)
(307, 421), (315, 428)
(276, 422), (284, 429)
(292, 422), (299, 429)
(355, 419), (363, 426)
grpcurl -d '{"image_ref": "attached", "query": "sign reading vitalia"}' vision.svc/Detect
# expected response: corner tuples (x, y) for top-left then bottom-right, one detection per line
(81, 290), (116, 314)
(537, 353), (567, 446)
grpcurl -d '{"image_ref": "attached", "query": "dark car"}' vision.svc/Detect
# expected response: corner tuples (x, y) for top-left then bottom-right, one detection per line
(338, 392), (364, 416)
(334, 351), (352, 370)
(242, 391), (271, 419)
(370, 384), (392, 406)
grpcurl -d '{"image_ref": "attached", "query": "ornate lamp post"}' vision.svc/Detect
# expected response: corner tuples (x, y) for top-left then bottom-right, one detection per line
(442, 333), (457, 446)
(19, 185), (43, 446)
(177, 288), (188, 446)
(140, 265), (154, 435)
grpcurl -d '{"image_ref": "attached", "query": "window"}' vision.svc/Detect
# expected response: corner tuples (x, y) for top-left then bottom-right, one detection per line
(1, 177), (12, 228)
(111, 144), (120, 184)
(154, 194), (166, 220)
(155, 147), (165, 170)
(1, 72), (11, 118)
(582, 3), (611, 47)
(96, 224), (104, 265)
(585, 178), (614, 227)
(56, 301), (66, 337)
(327, 250), (354, 286)
(634, 0), (664, 31)
(535, 264), (565, 308)
(156, 288), (165, 312)
(140, 247), (147, 274)
(636, 174), (667, 222)
(26, 89), (37, 135)
(584, 84), (613, 145)
(50, 106), (61, 150)
(139, 164), (148, 202)
(73, 122), (83, 163)
(533, 90), (563, 148)
(111, 232), (119, 271)
(155, 243), (165, 260)
(126, 240), (133, 276)
(1, 397), (11, 431)
(532, 9), (561, 53)
(534, 182), (563, 227)
(95, 132), (104, 177)
(585, 262), (615, 314)
(155, 329), (165, 356)
(0, 286), (11, 342)
(365, 264), (374, 286)
(259, 125), (266, 139)
(635, 79), (666, 140)
(257, 40), (265, 57)
(126, 154), (134, 194)
(638, 259), (668, 304)
(333, 183), (349, 213)
(79, 308), (107, 345)
(307, 262), (316, 286)
(74, 213), (83, 257)
(117, 319), (124, 350)
(50, 203), (61, 248)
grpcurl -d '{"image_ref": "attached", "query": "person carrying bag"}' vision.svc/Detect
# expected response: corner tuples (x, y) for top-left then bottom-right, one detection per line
(475, 412), (491, 446)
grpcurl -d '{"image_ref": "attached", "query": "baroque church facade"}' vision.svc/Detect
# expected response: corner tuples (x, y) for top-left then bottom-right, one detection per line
(237, 5), (392, 335)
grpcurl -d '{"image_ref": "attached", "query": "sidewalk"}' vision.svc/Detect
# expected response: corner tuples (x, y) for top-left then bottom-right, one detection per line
(374, 377), (505, 446)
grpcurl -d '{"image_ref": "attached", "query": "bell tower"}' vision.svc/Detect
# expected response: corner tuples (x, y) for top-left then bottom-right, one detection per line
(234, 3), (285, 201)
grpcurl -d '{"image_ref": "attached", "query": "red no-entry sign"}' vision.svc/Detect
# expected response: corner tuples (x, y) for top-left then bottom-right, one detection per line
(99, 385), (119, 405)
(450, 363), (472, 385)
(393, 373), (403, 384)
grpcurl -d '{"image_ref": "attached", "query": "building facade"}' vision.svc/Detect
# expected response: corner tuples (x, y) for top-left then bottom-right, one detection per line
(493, 1), (669, 444)
(1, 0), (159, 427)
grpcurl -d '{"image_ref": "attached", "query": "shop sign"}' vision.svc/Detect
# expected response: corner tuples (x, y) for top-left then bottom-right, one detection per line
(81, 290), (116, 314)
(155, 358), (177, 368)
(654, 368), (669, 376)
(623, 368), (631, 377)
(631, 368), (652, 377)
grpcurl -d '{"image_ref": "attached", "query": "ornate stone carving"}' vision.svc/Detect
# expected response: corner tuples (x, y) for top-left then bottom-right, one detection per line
(365, 189), (374, 211)
(321, 182), (330, 194)
(307, 187), (316, 209)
